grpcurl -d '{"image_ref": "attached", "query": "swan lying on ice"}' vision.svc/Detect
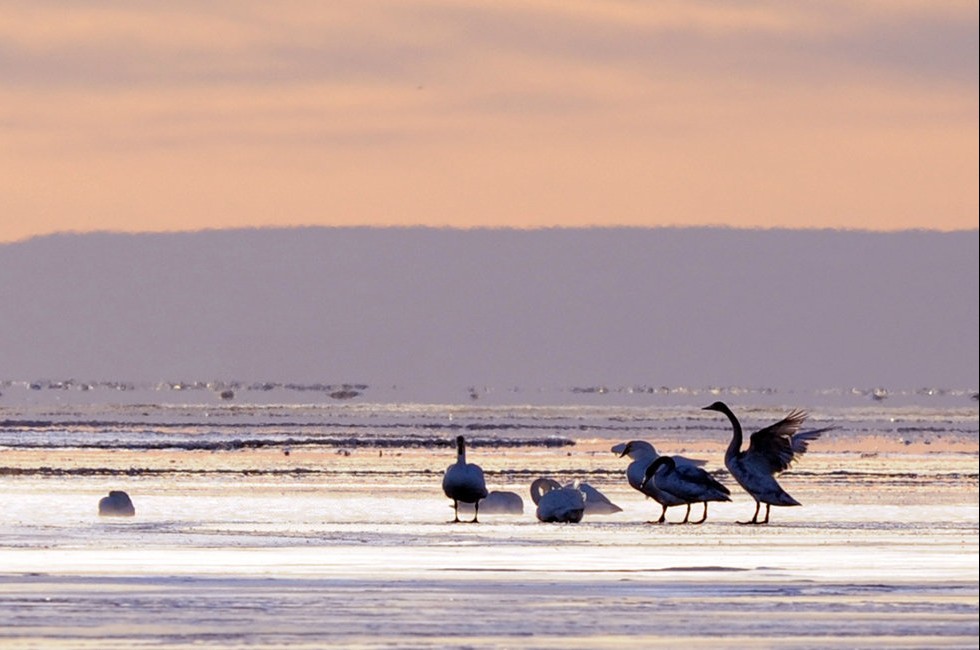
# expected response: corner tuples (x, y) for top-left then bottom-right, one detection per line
(98, 490), (135, 517)
(456, 490), (524, 516)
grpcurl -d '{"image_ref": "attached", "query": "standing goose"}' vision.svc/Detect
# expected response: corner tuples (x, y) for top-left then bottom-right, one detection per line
(442, 435), (489, 523)
(530, 478), (586, 523)
(703, 401), (829, 524)
(642, 456), (730, 524)
(613, 440), (701, 523)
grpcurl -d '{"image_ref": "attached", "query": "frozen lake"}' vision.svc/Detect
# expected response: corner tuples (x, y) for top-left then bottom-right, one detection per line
(0, 386), (977, 647)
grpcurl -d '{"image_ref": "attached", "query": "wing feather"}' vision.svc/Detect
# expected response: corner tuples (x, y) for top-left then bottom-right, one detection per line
(791, 427), (832, 456)
(747, 409), (807, 473)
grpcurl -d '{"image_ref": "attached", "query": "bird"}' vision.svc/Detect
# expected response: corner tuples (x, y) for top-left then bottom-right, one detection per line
(98, 490), (135, 517)
(642, 456), (730, 524)
(442, 435), (489, 523)
(538, 479), (622, 515)
(572, 480), (623, 515)
(703, 401), (830, 524)
(529, 478), (585, 523)
(457, 490), (524, 516)
(612, 440), (706, 523)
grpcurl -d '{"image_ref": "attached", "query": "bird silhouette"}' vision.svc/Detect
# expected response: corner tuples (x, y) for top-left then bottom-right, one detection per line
(442, 435), (489, 523)
(642, 456), (730, 524)
(703, 401), (830, 524)
(613, 440), (705, 523)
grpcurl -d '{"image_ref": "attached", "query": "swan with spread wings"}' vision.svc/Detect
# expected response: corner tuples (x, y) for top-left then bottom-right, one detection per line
(703, 401), (831, 524)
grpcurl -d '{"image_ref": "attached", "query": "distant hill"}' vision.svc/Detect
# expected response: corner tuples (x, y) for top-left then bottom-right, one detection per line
(1, 227), (976, 398)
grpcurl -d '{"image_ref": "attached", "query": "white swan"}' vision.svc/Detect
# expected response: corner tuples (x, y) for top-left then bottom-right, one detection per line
(442, 435), (489, 523)
(530, 478), (585, 523)
(642, 456), (730, 524)
(571, 480), (622, 515)
(703, 401), (830, 524)
(612, 440), (705, 523)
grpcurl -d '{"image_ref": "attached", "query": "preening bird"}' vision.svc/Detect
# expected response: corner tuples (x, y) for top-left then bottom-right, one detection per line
(530, 478), (585, 523)
(573, 480), (623, 515)
(442, 435), (489, 523)
(642, 456), (730, 524)
(703, 401), (830, 524)
(612, 440), (705, 523)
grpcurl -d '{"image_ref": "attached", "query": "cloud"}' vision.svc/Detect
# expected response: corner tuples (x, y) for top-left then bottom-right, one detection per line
(0, 1), (976, 240)
(2, 1), (975, 90)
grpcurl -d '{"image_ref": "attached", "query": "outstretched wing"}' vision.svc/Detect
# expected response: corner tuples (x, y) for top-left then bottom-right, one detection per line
(792, 426), (833, 455)
(747, 409), (807, 473)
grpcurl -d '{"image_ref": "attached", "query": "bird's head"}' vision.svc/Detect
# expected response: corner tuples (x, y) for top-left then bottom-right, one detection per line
(613, 440), (655, 459)
(614, 441), (632, 458)
(702, 401), (728, 413)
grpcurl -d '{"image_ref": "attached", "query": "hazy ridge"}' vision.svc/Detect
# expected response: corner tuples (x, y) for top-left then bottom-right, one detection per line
(1, 227), (977, 398)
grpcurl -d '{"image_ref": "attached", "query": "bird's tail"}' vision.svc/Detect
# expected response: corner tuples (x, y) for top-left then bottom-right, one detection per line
(778, 494), (803, 507)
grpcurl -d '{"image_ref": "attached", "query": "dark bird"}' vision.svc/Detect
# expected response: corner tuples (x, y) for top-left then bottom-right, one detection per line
(442, 435), (489, 523)
(643, 456), (731, 524)
(98, 490), (135, 517)
(457, 490), (525, 516)
(612, 440), (705, 523)
(703, 401), (830, 524)
(642, 456), (730, 524)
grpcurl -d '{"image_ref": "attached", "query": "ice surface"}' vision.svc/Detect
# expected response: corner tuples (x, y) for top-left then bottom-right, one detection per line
(0, 395), (977, 648)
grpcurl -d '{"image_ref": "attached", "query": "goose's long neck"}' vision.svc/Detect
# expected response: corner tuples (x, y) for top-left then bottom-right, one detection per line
(456, 438), (466, 464)
(720, 406), (743, 460)
(644, 456), (672, 485)
(530, 478), (546, 505)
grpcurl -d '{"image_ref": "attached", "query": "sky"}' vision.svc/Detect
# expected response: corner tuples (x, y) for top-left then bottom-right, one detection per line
(1, 1), (977, 243)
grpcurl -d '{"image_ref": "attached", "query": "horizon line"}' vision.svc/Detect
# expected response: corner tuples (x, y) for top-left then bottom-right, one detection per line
(5, 223), (977, 245)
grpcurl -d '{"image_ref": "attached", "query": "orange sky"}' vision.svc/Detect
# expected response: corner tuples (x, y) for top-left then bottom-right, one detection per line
(1, 1), (977, 243)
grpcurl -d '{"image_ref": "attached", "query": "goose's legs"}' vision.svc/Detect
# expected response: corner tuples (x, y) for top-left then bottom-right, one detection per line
(680, 503), (691, 524)
(450, 501), (481, 524)
(647, 503), (668, 524)
(738, 501), (762, 525)
(692, 502), (708, 525)
(761, 503), (770, 524)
